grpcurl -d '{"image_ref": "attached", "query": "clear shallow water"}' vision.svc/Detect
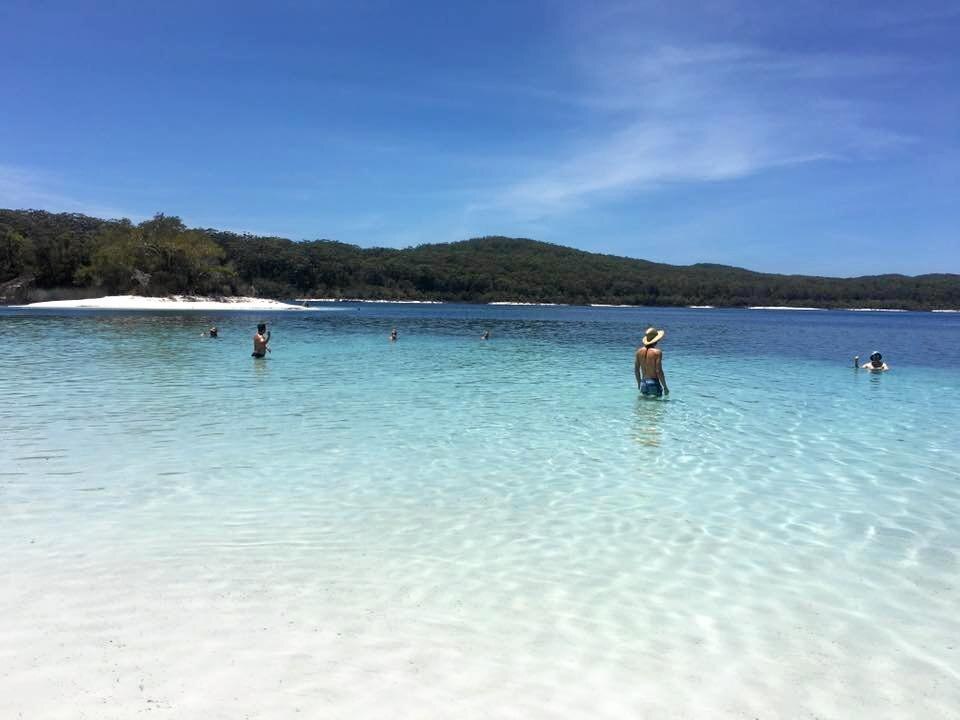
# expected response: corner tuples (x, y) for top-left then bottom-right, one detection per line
(1, 304), (958, 718)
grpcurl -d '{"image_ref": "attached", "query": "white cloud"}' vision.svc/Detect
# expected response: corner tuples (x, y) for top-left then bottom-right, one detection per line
(488, 35), (912, 219)
(504, 117), (822, 211)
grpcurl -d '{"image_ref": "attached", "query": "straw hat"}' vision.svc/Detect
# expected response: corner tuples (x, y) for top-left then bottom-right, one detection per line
(642, 327), (665, 346)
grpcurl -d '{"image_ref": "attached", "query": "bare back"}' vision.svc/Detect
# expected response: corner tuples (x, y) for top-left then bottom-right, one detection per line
(635, 346), (662, 379)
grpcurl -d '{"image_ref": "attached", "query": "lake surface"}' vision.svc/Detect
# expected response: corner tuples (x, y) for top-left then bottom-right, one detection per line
(2, 303), (958, 718)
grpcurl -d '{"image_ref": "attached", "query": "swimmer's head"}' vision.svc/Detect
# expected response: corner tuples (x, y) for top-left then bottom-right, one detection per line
(870, 351), (882, 363)
(257, 323), (267, 334)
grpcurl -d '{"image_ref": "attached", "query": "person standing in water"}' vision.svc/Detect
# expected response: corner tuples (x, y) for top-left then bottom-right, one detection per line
(635, 327), (669, 397)
(252, 322), (270, 358)
(389, 328), (398, 342)
(854, 351), (889, 372)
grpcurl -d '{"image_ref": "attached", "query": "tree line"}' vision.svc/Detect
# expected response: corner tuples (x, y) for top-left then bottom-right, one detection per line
(2, 209), (958, 309)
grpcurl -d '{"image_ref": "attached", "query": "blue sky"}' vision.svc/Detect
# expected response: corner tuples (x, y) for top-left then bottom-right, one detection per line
(1, 0), (957, 276)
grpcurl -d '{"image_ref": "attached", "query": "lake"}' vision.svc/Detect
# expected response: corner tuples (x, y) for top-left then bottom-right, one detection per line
(2, 303), (958, 718)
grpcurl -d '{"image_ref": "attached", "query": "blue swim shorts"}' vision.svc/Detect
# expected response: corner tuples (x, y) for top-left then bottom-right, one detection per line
(640, 378), (663, 397)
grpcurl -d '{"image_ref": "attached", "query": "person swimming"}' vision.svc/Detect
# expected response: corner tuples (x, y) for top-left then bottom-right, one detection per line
(252, 322), (270, 358)
(481, 329), (490, 340)
(854, 351), (889, 372)
(635, 327), (669, 397)
(389, 328), (398, 342)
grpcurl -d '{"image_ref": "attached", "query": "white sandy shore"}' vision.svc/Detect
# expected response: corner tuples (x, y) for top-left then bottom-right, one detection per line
(17, 295), (315, 311)
(488, 301), (567, 306)
(847, 308), (908, 312)
(295, 297), (443, 304)
(748, 306), (825, 311)
(15, 296), (952, 314)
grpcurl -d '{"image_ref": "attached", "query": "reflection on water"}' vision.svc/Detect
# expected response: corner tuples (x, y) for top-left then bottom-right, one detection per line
(252, 355), (270, 381)
(851, 366), (891, 391)
(867, 370), (888, 391)
(633, 395), (670, 447)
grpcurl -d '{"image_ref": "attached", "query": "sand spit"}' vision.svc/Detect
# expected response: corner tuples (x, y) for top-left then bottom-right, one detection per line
(18, 295), (316, 311)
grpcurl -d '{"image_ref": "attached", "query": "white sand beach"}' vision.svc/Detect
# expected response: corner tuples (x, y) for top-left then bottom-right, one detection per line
(18, 295), (315, 311)
(488, 301), (567, 306)
(295, 298), (444, 304)
(747, 306), (825, 311)
(847, 308), (909, 312)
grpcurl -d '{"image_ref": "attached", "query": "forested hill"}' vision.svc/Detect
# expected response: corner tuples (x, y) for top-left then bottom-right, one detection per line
(2, 209), (958, 309)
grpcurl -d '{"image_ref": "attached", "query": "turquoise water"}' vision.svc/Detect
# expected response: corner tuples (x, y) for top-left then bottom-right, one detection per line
(2, 304), (959, 718)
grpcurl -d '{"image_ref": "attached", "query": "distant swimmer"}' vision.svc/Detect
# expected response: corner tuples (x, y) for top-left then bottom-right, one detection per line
(481, 330), (490, 340)
(252, 322), (271, 358)
(201, 326), (218, 338)
(855, 351), (889, 372)
(389, 328), (398, 342)
(635, 327), (669, 397)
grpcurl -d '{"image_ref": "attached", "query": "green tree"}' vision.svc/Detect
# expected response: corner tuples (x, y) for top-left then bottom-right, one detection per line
(76, 214), (234, 294)
(0, 229), (35, 282)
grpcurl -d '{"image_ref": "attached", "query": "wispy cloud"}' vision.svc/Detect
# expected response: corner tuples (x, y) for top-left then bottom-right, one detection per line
(486, 33), (912, 219)
(0, 164), (137, 220)
(503, 116), (828, 212)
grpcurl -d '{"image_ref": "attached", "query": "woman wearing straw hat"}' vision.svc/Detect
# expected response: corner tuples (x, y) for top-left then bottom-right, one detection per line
(635, 327), (669, 397)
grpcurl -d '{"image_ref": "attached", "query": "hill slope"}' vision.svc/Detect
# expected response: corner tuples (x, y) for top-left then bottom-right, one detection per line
(2, 209), (958, 309)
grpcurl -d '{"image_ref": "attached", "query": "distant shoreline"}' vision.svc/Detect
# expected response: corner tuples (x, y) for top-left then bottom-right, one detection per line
(3, 210), (958, 311)
(10, 295), (958, 313)
(0, 209), (960, 311)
